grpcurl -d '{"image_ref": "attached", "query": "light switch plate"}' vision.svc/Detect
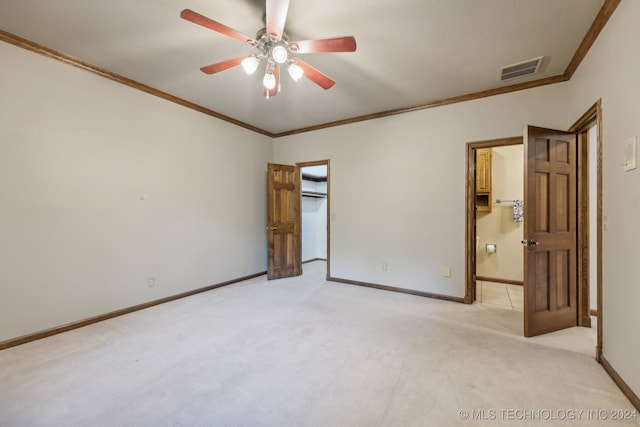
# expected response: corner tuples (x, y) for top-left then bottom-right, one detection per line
(623, 137), (637, 172)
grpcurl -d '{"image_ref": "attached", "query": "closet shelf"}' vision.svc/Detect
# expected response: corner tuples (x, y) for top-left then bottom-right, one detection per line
(302, 191), (327, 198)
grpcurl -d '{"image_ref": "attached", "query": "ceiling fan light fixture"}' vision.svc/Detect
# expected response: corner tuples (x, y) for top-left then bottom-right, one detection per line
(181, 5), (356, 97)
(263, 70), (277, 90)
(241, 56), (260, 75)
(287, 62), (304, 82)
(271, 44), (288, 64)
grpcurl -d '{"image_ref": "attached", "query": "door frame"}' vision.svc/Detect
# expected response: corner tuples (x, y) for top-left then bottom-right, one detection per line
(568, 100), (603, 360)
(297, 159), (331, 279)
(465, 100), (602, 352)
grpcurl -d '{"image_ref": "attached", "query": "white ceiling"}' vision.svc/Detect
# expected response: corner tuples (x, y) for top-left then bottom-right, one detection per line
(0, 0), (605, 135)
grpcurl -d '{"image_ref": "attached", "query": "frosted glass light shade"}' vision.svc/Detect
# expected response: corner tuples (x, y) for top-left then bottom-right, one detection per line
(241, 56), (260, 75)
(287, 63), (304, 82)
(263, 71), (276, 90)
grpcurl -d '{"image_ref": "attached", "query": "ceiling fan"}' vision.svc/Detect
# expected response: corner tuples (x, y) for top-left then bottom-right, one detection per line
(180, 0), (357, 98)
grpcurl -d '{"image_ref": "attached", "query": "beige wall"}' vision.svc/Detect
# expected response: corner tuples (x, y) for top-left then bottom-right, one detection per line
(476, 145), (524, 282)
(0, 42), (273, 342)
(275, 84), (568, 298)
(567, 0), (640, 400)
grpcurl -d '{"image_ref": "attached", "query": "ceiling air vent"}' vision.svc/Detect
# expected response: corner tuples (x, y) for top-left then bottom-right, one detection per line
(499, 56), (544, 82)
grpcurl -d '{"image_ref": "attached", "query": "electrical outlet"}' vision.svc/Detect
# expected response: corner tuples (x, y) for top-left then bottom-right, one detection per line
(147, 277), (155, 288)
(382, 262), (388, 271)
(443, 266), (451, 277)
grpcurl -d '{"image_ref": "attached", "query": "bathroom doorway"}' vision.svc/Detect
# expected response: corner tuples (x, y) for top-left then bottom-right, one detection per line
(466, 137), (523, 308)
(465, 102), (602, 346)
(475, 143), (524, 311)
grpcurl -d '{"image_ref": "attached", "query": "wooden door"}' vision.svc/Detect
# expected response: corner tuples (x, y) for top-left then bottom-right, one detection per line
(267, 163), (302, 280)
(523, 126), (577, 337)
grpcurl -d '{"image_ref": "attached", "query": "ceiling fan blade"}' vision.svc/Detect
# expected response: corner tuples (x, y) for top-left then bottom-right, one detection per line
(266, 0), (289, 40)
(290, 36), (357, 54)
(295, 60), (335, 90)
(181, 9), (256, 44)
(200, 55), (251, 75)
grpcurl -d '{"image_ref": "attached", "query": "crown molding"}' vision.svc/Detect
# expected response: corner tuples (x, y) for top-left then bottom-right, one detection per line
(0, 0), (620, 138)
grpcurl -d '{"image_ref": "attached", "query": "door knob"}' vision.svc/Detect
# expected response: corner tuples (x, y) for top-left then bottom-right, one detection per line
(521, 240), (528, 246)
(528, 239), (540, 247)
(266, 226), (277, 231)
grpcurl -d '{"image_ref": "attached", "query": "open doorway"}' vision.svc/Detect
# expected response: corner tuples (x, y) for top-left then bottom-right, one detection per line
(298, 160), (330, 279)
(465, 101), (602, 351)
(466, 137), (522, 305)
(266, 160), (330, 280)
(475, 143), (525, 312)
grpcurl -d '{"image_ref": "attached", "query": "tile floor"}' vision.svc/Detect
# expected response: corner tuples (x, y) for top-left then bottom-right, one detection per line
(476, 280), (523, 311)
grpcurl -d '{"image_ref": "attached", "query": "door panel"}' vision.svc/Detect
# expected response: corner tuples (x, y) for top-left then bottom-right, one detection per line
(535, 173), (549, 231)
(267, 163), (301, 280)
(524, 126), (577, 337)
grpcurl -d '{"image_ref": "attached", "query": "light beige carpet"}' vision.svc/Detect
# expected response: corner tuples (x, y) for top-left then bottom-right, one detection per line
(1, 262), (638, 426)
